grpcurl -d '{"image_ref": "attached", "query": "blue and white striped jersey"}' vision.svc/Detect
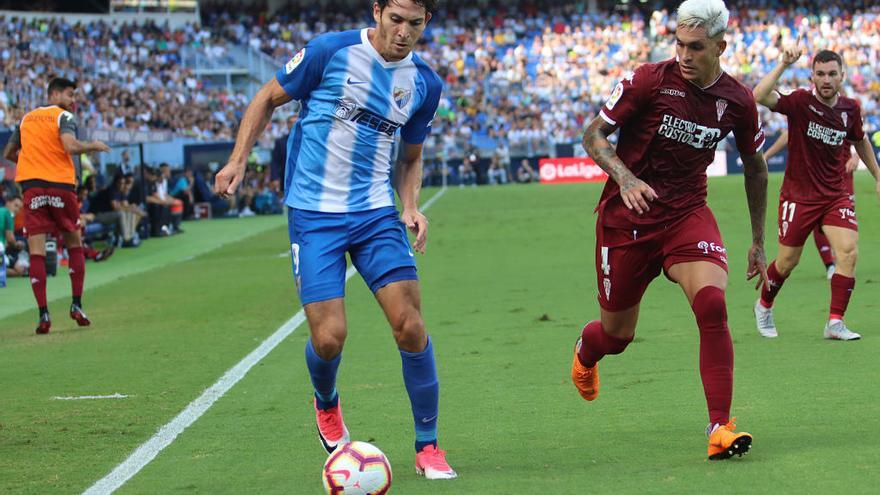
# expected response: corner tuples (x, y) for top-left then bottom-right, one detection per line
(276, 28), (443, 213)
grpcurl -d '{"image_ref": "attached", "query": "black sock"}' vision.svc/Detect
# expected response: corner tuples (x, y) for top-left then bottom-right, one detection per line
(72, 296), (82, 307)
(39, 306), (49, 318)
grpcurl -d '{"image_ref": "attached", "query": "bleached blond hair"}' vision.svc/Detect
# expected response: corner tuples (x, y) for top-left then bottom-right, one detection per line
(677, 0), (730, 38)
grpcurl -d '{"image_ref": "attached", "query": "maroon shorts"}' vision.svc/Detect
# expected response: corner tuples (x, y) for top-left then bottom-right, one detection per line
(595, 205), (728, 312)
(22, 187), (81, 235)
(777, 195), (857, 247)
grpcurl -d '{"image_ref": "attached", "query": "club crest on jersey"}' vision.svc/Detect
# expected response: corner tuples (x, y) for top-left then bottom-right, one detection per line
(841, 112), (848, 127)
(393, 87), (412, 109)
(285, 48), (305, 74)
(716, 99), (728, 122)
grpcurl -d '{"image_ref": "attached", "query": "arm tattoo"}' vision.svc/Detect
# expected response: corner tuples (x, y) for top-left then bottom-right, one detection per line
(584, 120), (638, 190)
(741, 153), (768, 244)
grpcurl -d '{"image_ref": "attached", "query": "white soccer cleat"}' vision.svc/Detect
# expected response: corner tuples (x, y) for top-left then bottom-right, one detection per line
(823, 320), (861, 341)
(754, 300), (778, 338)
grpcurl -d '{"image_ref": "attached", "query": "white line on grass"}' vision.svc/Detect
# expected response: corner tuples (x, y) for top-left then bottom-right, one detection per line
(83, 187), (447, 495)
(53, 393), (131, 401)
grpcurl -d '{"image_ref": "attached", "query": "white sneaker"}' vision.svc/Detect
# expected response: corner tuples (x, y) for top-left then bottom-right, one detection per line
(754, 300), (778, 338)
(823, 319), (861, 341)
(826, 264), (836, 280)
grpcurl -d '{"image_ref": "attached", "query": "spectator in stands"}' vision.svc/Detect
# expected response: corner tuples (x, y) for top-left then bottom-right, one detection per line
(271, 115), (297, 194)
(459, 150), (478, 187)
(89, 174), (141, 247)
(170, 168), (195, 219)
(134, 166), (174, 237)
(488, 153), (509, 185)
(516, 158), (538, 183)
(158, 163), (185, 233)
(1, 194), (27, 277)
(77, 185), (114, 262)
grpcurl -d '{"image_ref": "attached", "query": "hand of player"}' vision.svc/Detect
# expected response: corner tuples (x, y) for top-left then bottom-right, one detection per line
(214, 162), (246, 198)
(781, 34), (803, 66)
(747, 243), (770, 291)
(844, 154), (859, 173)
(401, 208), (428, 254)
(91, 140), (111, 153)
(619, 178), (658, 215)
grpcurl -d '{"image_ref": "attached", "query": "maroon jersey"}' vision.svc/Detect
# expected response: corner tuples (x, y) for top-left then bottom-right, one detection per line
(775, 89), (864, 202)
(597, 59), (765, 226)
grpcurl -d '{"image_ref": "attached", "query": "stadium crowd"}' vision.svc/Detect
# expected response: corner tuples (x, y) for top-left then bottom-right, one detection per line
(2, 0), (880, 280)
(2, 1), (879, 157)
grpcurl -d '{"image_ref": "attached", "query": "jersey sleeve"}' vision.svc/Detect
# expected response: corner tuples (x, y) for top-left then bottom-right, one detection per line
(58, 111), (77, 135)
(733, 95), (766, 156)
(275, 41), (329, 101)
(847, 102), (865, 142)
(772, 88), (801, 116)
(400, 71), (443, 145)
(598, 64), (655, 128)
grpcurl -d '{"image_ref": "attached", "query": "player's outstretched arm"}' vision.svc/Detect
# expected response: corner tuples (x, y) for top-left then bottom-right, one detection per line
(60, 134), (110, 155)
(763, 130), (788, 161)
(397, 142), (428, 254)
(215, 78), (292, 197)
(583, 116), (657, 214)
(853, 136), (880, 200)
(740, 152), (770, 290)
(753, 39), (803, 110)
(2, 133), (20, 163)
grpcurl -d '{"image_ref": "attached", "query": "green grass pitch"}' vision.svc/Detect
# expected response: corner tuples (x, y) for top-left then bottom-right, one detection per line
(1, 173), (878, 494)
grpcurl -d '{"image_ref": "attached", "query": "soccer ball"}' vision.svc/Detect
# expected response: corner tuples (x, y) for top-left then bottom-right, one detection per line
(322, 441), (392, 495)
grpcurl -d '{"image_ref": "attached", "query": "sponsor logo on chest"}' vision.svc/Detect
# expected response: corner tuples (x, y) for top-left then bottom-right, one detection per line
(806, 121), (846, 146)
(658, 114), (722, 150)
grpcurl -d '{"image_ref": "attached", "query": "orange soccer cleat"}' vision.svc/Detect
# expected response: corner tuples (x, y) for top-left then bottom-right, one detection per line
(707, 418), (752, 460)
(571, 337), (599, 401)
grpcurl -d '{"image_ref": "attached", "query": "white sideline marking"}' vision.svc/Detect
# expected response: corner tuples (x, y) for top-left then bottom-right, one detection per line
(83, 187), (447, 495)
(54, 393), (130, 401)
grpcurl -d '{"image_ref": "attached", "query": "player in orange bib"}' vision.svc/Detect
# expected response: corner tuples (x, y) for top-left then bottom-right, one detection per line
(3, 78), (110, 334)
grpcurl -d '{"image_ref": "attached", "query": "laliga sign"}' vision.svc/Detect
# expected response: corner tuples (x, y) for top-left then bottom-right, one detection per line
(539, 157), (608, 184)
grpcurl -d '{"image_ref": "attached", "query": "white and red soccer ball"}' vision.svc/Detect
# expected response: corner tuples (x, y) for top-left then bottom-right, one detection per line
(322, 441), (392, 495)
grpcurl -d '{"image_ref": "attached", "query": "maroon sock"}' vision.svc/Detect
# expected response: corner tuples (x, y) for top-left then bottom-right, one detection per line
(692, 286), (733, 426)
(83, 246), (99, 260)
(577, 320), (632, 368)
(759, 261), (787, 308)
(30, 254), (48, 308)
(829, 273), (855, 320)
(67, 247), (85, 299)
(813, 229), (834, 266)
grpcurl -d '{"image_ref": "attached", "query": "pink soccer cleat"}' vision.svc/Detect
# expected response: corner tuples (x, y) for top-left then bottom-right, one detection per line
(415, 445), (457, 480)
(315, 399), (350, 454)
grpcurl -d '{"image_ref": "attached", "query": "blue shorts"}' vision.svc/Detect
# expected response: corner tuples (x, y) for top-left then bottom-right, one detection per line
(287, 206), (418, 305)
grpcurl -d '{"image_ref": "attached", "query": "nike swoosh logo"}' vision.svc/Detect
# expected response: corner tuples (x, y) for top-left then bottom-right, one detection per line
(421, 415), (437, 423)
(347, 77), (367, 86)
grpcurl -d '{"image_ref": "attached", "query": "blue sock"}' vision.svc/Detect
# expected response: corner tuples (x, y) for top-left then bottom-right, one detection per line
(400, 336), (439, 452)
(305, 339), (340, 410)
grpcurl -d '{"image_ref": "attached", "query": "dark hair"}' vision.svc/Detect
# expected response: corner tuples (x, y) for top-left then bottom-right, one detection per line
(376, 0), (437, 14)
(812, 50), (843, 69)
(47, 77), (77, 95)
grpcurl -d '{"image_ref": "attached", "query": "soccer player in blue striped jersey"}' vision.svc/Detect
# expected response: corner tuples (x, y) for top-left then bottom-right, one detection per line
(214, 0), (456, 480)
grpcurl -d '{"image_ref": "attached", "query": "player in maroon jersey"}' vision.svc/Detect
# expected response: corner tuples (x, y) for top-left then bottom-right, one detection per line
(753, 46), (880, 341)
(570, 0), (768, 460)
(763, 130), (860, 279)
